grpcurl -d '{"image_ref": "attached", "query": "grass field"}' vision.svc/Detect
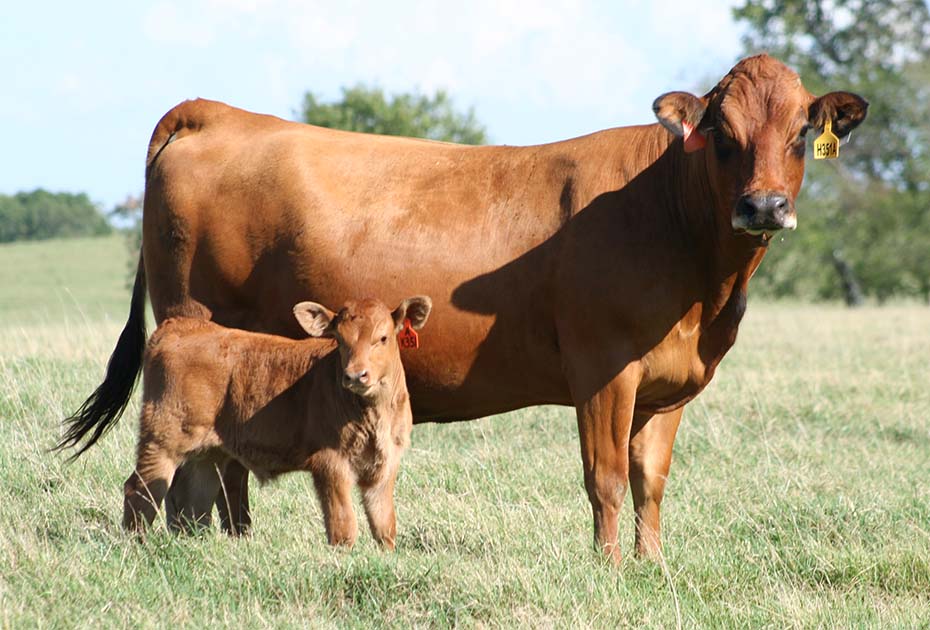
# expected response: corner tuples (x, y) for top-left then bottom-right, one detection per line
(1, 235), (928, 628)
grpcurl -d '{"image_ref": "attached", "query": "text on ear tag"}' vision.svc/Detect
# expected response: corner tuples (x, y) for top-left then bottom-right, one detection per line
(814, 120), (839, 160)
(399, 318), (419, 349)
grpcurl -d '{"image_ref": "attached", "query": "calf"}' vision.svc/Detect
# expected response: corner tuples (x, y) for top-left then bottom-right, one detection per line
(123, 296), (432, 549)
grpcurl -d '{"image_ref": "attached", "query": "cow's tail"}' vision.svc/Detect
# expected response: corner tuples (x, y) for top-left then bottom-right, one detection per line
(56, 253), (148, 459)
(145, 98), (214, 177)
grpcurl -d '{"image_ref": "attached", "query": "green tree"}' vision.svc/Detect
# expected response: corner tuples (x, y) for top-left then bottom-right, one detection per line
(0, 189), (111, 243)
(734, 0), (930, 303)
(299, 85), (487, 144)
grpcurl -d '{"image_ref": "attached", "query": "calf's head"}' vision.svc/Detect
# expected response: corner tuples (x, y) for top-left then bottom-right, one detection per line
(293, 296), (432, 399)
(653, 54), (868, 242)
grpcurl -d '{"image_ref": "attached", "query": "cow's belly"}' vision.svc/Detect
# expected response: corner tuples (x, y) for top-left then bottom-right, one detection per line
(634, 335), (720, 414)
(635, 374), (709, 414)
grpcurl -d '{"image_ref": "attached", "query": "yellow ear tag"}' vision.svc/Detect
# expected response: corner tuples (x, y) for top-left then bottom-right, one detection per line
(813, 120), (839, 160)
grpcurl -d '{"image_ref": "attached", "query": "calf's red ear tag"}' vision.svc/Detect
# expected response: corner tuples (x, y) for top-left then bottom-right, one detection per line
(399, 318), (419, 350)
(682, 121), (706, 153)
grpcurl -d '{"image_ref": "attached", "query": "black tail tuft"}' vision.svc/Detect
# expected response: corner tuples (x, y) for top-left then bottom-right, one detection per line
(56, 255), (147, 459)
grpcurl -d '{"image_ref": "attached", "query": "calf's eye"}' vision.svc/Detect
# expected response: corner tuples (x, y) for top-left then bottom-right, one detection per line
(380, 335), (388, 344)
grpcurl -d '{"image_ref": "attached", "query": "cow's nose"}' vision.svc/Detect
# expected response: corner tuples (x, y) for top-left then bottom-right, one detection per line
(736, 193), (795, 230)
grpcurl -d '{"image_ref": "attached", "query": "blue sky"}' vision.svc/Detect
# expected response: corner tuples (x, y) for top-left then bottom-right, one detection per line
(1, 1), (745, 210)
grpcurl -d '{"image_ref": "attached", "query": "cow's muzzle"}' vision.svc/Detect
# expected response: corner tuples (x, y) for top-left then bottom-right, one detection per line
(343, 368), (372, 394)
(732, 192), (797, 236)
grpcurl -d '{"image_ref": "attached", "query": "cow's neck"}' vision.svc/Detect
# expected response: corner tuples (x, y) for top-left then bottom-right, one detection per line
(695, 260), (753, 368)
(663, 131), (768, 359)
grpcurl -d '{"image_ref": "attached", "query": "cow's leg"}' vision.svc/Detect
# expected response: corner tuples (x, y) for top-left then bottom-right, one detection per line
(628, 407), (684, 560)
(165, 456), (224, 534)
(215, 460), (251, 536)
(571, 368), (640, 564)
(123, 443), (177, 532)
(360, 469), (398, 551)
(311, 460), (358, 547)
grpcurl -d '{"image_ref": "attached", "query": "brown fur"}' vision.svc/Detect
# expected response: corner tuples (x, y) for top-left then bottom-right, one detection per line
(68, 55), (867, 563)
(122, 297), (431, 550)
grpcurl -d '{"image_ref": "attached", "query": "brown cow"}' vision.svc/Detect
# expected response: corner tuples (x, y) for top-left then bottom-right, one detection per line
(123, 296), (432, 549)
(61, 54), (867, 563)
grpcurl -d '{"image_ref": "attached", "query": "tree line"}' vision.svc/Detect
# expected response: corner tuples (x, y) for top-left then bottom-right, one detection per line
(0, 189), (111, 243)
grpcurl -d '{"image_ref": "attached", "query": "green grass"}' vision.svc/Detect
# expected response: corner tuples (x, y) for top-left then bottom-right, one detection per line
(0, 234), (132, 325)
(1, 236), (929, 628)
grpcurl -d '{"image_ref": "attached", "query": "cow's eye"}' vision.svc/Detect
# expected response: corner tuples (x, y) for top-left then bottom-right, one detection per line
(380, 335), (388, 344)
(790, 126), (809, 158)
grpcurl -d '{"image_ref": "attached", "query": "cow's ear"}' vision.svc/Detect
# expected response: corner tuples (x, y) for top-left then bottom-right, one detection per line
(809, 91), (869, 138)
(293, 301), (336, 337)
(653, 91), (708, 153)
(392, 296), (432, 332)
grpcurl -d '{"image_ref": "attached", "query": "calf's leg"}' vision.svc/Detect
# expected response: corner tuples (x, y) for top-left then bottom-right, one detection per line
(628, 407), (683, 560)
(216, 460), (251, 536)
(311, 458), (358, 547)
(165, 456), (224, 534)
(123, 442), (177, 532)
(360, 469), (398, 551)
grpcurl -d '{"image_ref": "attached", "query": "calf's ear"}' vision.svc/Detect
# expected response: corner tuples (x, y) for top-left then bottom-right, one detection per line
(653, 91), (708, 152)
(809, 91), (869, 138)
(392, 296), (433, 332)
(293, 301), (336, 337)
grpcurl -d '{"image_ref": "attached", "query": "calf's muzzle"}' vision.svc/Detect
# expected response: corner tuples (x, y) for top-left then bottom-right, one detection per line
(343, 368), (371, 391)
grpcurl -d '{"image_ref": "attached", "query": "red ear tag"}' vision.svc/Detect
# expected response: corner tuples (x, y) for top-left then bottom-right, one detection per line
(399, 318), (419, 350)
(682, 121), (706, 153)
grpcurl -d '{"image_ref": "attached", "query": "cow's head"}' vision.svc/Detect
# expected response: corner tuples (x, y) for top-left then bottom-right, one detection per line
(653, 54), (868, 243)
(293, 296), (432, 399)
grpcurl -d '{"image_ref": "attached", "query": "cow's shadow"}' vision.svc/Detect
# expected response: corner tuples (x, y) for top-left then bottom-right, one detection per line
(448, 142), (737, 410)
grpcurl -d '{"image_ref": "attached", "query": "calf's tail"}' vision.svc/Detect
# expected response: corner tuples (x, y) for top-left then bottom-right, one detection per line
(56, 253), (148, 459)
